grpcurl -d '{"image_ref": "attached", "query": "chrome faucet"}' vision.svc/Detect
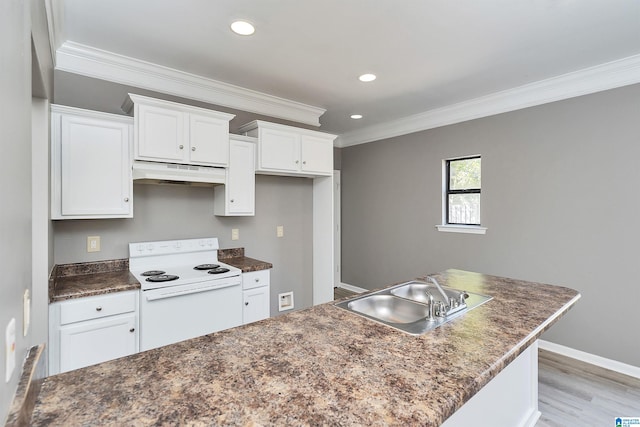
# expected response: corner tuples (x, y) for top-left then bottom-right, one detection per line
(426, 276), (450, 309)
(425, 289), (435, 320)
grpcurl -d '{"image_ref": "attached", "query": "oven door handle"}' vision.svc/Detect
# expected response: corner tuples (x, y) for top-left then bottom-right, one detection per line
(145, 280), (240, 302)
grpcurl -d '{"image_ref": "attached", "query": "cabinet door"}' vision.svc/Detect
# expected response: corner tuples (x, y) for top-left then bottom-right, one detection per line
(59, 313), (137, 373)
(300, 134), (333, 175)
(258, 128), (300, 172)
(136, 103), (186, 162)
(60, 115), (132, 217)
(189, 113), (229, 166)
(227, 140), (255, 215)
(243, 286), (270, 325)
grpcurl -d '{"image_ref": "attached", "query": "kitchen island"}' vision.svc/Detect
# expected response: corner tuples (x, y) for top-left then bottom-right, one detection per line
(31, 269), (579, 426)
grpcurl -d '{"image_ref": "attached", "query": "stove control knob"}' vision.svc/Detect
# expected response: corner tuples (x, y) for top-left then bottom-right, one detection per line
(137, 244), (144, 252)
(146, 244), (153, 252)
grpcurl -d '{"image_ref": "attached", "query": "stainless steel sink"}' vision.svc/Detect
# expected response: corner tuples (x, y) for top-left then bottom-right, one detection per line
(335, 280), (492, 335)
(348, 295), (430, 324)
(390, 282), (457, 304)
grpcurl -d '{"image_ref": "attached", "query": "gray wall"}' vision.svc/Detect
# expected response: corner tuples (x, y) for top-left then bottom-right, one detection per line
(53, 175), (314, 315)
(341, 84), (640, 367)
(0, 0), (32, 419)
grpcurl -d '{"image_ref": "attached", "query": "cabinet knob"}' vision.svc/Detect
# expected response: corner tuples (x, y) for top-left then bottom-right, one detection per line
(295, 160), (299, 164)
(303, 161), (307, 165)
(129, 328), (135, 333)
(96, 306), (102, 312)
(230, 199), (234, 203)
(245, 302), (249, 306)
(255, 278), (259, 282)
(124, 197), (129, 202)
(179, 145), (184, 149)
(192, 147), (196, 151)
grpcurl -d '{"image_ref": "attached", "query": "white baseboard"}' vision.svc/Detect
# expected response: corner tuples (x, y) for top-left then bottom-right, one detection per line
(336, 282), (368, 293)
(538, 339), (640, 379)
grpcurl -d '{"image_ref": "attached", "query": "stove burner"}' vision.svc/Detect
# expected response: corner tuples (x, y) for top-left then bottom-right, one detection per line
(141, 270), (166, 276)
(208, 267), (230, 275)
(145, 274), (179, 283)
(194, 264), (220, 270)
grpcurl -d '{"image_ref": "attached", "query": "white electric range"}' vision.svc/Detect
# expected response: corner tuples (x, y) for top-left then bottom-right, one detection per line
(129, 237), (243, 351)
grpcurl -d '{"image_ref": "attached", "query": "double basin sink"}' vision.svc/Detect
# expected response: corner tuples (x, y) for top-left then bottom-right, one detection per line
(335, 279), (492, 335)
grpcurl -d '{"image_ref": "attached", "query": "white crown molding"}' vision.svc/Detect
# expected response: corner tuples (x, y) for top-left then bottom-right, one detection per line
(55, 41), (326, 126)
(44, 0), (63, 67)
(336, 54), (640, 147)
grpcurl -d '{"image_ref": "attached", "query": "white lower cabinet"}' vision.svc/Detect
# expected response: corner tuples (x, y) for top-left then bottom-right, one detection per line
(242, 270), (270, 324)
(49, 291), (139, 374)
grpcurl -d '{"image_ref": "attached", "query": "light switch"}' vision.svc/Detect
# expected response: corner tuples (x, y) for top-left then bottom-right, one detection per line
(87, 236), (101, 252)
(276, 225), (284, 238)
(231, 229), (239, 241)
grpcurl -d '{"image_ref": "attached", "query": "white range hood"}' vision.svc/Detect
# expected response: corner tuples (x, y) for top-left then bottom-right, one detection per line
(132, 161), (225, 186)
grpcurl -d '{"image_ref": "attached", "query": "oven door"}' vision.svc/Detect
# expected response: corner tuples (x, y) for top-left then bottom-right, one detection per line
(140, 276), (242, 351)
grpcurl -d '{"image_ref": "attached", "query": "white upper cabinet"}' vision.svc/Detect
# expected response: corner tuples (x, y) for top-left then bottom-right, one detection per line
(51, 105), (133, 219)
(124, 94), (235, 167)
(214, 136), (256, 216)
(238, 120), (336, 177)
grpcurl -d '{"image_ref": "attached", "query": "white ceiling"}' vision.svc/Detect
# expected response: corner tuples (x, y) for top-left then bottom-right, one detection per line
(52, 0), (640, 140)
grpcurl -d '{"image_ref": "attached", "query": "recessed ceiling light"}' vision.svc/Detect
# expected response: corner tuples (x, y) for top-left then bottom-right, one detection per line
(350, 114), (363, 119)
(358, 73), (376, 82)
(231, 20), (255, 36)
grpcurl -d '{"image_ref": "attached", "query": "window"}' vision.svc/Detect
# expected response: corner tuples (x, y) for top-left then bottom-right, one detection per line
(446, 156), (481, 225)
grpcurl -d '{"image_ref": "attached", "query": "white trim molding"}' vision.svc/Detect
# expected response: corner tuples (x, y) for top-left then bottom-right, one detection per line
(538, 339), (640, 380)
(337, 283), (368, 294)
(55, 41), (326, 127)
(336, 54), (640, 147)
(436, 225), (487, 235)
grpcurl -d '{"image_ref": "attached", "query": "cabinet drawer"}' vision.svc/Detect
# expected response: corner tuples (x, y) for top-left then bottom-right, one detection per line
(243, 270), (270, 290)
(60, 291), (137, 325)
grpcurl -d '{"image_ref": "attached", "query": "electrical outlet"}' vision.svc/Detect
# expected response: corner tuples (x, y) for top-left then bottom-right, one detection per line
(5, 318), (15, 383)
(23, 289), (30, 337)
(87, 236), (101, 252)
(276, 225), (284, 238)
(231, 229), (239, 241)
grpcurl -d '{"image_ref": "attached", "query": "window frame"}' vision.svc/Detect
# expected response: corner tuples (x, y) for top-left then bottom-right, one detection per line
(445, 155), (481, 226)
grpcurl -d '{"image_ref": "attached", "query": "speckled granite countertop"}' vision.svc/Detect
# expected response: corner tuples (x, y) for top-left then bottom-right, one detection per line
(218, 248), (273, 272)
(33, 269), (579, 426)
(49, 259), (140, 303)
(49, 250), (271, 303)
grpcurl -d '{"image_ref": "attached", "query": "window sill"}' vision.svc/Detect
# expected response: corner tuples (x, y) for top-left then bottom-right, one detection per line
(436, 224), (487, 235)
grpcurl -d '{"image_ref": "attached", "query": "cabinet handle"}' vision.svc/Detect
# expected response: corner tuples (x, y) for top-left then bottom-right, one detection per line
(96, 306), (102, 312)
(129, 328), (135, 333)
(192, 147), (196, 151)
(124, 197), (129, 202)
(179, 145), (184, 149)
(245, 302), (249, 306)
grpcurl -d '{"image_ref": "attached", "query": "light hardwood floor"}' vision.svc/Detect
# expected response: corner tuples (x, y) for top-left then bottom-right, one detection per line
(333, 288), (640, 426)
(537, 349), (640, 426)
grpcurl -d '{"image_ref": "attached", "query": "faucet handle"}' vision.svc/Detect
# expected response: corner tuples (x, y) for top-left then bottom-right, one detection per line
(458, 291), (469, 305)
